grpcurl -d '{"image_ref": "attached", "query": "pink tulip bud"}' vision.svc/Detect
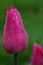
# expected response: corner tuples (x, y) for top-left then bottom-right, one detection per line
(2, 6), (28, 54)
(31, 43), (43, 65)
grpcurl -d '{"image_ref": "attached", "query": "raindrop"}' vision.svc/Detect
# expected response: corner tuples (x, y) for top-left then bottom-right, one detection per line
(13, 17), (15, 21)
(10, 30), (12, 33)
(10, 9), (14, 14)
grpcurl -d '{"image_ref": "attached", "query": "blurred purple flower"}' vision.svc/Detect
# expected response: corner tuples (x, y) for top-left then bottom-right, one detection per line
(31, 43), (43, 65)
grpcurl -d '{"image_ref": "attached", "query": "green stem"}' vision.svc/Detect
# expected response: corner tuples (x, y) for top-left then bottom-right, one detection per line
(15, 53), (18, 65)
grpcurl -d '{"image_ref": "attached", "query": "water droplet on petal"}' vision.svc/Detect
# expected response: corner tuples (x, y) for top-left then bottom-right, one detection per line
(16, 21), (19, 25)
(10, 30), (12, 33)
(10, 9), (14, 14)
(6, 12), (9, 17)
(13, 17), (15, 21)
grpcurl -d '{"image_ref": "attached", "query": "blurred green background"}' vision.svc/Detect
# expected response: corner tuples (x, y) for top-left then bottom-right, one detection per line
(0, 0), (43, 65)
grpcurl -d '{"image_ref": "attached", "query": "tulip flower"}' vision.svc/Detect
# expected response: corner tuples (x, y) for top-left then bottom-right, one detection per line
(31, 43), (43, 65)
(2, 6), (28, 65)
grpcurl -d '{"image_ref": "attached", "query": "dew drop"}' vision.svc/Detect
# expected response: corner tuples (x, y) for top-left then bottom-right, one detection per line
(16, 21), (19, 25)
(13, 17), (15, 21)
(10, 9), (14, 14)
(13, 13), (16, 16)
(10, 30), (12, 33)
